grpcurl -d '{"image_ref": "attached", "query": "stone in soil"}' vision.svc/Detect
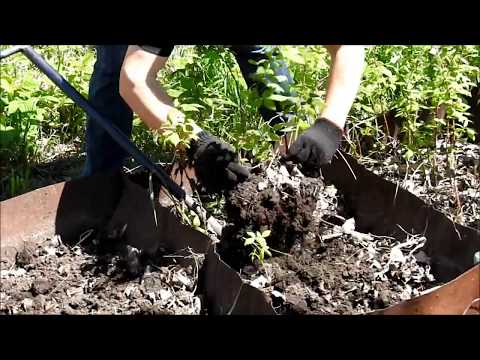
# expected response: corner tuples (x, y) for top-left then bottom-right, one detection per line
(15, 244), (36, 267)
(30, 278), (52, 296)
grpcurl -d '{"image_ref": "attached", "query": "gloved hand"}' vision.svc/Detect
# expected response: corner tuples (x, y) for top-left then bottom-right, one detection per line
(284, 117), (343, 172)
(188, 131), (250, 192)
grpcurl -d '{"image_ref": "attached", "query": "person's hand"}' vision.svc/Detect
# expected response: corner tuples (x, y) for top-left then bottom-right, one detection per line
(188, 131), (250, 192)
(284, 117), (343, 173)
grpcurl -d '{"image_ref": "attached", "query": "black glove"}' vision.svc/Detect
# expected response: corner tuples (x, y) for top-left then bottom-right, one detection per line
(285, 117), (343, 172)
(188, 131), (250, 192)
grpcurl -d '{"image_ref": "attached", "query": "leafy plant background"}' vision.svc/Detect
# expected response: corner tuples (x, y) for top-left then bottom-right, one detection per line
(1, 45), (479, 199)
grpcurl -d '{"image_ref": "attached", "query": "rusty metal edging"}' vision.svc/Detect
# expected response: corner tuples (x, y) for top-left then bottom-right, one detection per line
(371, 264), (479, 315)
(321, 152), (480, 283)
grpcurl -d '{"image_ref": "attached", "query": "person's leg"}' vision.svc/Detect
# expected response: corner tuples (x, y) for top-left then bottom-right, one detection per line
(229, 45), (295, 126)
(82, 45), (133, 177)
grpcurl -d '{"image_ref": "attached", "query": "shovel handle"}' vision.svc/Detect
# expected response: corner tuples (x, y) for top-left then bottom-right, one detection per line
(0, 45), (29, 60)
(8, 45), (186, 201)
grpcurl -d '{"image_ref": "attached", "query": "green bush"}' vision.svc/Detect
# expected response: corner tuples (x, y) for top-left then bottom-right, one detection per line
(1, 45), (479, 199)
(1, 45), (95, 197)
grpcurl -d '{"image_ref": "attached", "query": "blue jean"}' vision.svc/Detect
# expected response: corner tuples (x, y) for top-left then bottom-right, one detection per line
(82, 45), (294, 176)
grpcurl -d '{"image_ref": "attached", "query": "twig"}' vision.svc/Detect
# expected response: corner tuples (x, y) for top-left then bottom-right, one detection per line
(193, 189), (208, 231)
(73, 229), (94, 248)
(393, 180), (400, 206)
(396, 224), (423, 238)
(321, 233), (344, 241)
(347, 230), (374, 242)
(369, 233), (397, 241)
(401, 160), (410, 189)
(269, 248), (292, 257)
(336, 150), (357, 181)
(346, 249), (364, 261)
(344, 286), (358, 295)
(148, 172), (158, 228)
(226, 282), (244, 316)
(186, 247), (201, 294)
(123, 164), (143, 174)
(408, 243), (427, 258)
(319, 218), (339, 228)
(331, 214), (346, 222)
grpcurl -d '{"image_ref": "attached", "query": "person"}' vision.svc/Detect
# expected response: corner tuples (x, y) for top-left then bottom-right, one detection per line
(83, 45), (365, 191)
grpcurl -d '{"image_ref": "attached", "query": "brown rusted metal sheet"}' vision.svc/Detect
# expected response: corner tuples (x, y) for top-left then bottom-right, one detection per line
(0, 171), (123, 269)
(1, 181), (64, 269)
(371, 265), (479, 315)
(203, 247), (275, 315)
(106, 175), (210, 257)
(321, 151), (480, 282)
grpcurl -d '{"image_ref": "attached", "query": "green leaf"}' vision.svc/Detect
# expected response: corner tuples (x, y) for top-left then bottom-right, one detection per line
(255, 66), (266, 75)
(466, 128), (476, 141)
(176, 124), (184, 133)
(261, 230), (271, 238)
(166, 133), (180, 147)
(22, 77), (39, 91)
(257, 237), (267, 247)
(381, 67), (393, 78)
(361, 104), (375, 114)
(246, 231), (256, 238)
(311, 97), (325, 108)
(244, 237), (255, 246)
(42, 95), (61, 103)
(81, 51), (95, 67)
(181, 103), (205, 112)
(266, 94), (292, 103)
(167, 89), (184, 98)
(7, 100), (21, 115)
(266, 83), (285, 94)
(405, 148), (415, 161)
(0, 78), (12, 94)
(217, 98), (238, 107)
(274, 75), (288, 83)
(192, 215), (201, 227)
(282, 47), (305, 65)
(263, 99), (276, 111)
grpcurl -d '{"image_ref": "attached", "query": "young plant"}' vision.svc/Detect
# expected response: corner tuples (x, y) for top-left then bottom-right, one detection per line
(152, 108), (199, 157)
(243, 230), (272, 264)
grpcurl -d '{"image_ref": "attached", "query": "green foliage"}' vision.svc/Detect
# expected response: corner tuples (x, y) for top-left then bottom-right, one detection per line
(160, 45), (479, 165)
(5, 167), (31, 198)
(349, 46), (480, 160)
(153, 109), (199, 152)
(174, 202), (207, 235)
(159, 46), (285, 162)
(1, 45), (95, 197)
(243, 230), (272, 264)
(1, 45), (479, 200)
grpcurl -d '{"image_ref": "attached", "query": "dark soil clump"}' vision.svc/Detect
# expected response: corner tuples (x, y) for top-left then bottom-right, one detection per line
(219, 163), (338, 269)
(218, 160), (438, 314)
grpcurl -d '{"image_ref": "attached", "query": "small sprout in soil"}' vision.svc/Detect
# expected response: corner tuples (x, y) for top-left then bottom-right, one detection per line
(243, 230), (272, 264)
